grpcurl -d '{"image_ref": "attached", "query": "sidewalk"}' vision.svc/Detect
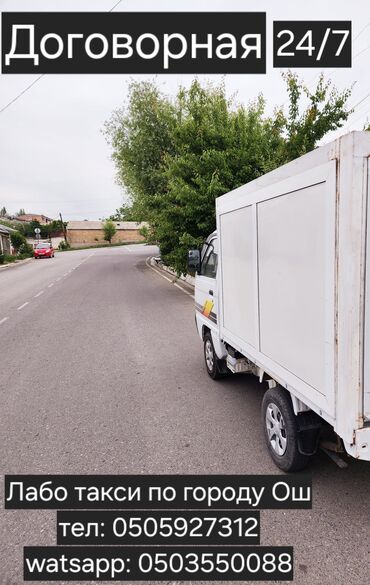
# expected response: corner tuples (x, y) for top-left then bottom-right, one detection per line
(0, 257), (33, 271)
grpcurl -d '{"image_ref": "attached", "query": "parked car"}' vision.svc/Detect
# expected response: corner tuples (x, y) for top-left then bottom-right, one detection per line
(34, 242), (54, 259)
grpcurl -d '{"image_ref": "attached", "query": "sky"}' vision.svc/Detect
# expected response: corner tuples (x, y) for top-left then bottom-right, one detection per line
(0, 0), (369, 221)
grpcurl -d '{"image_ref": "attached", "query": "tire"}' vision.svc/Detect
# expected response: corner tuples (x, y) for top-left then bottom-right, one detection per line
(203, 331), (227, 380)
(261, 387), (310, 472)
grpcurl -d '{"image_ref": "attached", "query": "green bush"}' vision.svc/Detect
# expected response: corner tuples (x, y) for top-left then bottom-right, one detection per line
(4, 254), (17, 263)
(0, 254), (4, 265)
(17, 242), (34, 257)
(58, 240), (70, 250)
(10, 231), (26, 252)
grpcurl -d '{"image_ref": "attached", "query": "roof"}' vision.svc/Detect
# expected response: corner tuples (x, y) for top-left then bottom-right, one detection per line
(0, 224), (17, 235)
(0, 224), (11, 235)
(67, 221), (147, 230)
(16, 214), (53, 222)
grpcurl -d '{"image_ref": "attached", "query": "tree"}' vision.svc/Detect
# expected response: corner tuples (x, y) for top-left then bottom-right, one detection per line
(109, 203), (138, 221)
(16, 208), (26, 216)
(10, 231), (33, 256)
(0, 207), (7, 217)
(103, 219), (117, 244)
(105, 75), (352, 274)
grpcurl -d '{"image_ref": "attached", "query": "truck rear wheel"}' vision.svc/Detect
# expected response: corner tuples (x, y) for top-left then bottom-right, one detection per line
(261, 387), (310, 472)
(203, 332), (227, 380)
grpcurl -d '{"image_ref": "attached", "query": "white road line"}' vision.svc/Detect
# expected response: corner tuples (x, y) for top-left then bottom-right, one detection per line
(63, 272), (68, 276)
(56, 277), (61, 282)
(48, 283), (54, 288)
(17, 302), (29, 311)
(0, 317), (9, 325)
(34, 290), (44, 298)
(173, 281), (194, 298)
(146, 257), (194, 299)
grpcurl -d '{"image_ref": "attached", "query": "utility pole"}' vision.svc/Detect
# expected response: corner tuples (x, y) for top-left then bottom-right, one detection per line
(59, 212), (68, 243)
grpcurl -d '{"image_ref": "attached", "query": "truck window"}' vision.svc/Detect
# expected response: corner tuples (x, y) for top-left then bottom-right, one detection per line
(200, 243), (218, 278)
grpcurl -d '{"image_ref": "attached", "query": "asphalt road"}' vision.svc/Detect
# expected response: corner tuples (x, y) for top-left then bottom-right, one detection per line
(0, 245), (369, 585)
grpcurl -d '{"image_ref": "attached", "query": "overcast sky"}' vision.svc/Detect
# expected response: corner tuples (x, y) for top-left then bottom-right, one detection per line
(0, 0), (369, 221)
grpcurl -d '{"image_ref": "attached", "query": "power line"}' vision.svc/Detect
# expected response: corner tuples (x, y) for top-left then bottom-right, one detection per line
(0, 75), (44, 114)
(0, 0), (124, 115)
(305, 23), (370, 91)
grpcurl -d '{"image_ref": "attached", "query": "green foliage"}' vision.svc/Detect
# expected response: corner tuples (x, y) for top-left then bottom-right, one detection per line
(17, 208), (26, 216)
(139, 224), (156, 244)
(10, 231), (33, 257)
(2, 254), (17, 264)
(109, 203), (139, 221)
(10, 231), (26, 252)
(0, 207), (7, 217)
(58, 240), (70, 250)
(21, 219), (65, 239)
(18, 242), (34, 258)
(0, 253), (4, 264)
(105, 75), (352, 274)
(103, 219), (117, 243)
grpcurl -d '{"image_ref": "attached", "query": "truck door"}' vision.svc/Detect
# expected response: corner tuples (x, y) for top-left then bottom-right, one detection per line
(195, 237), (218, 331)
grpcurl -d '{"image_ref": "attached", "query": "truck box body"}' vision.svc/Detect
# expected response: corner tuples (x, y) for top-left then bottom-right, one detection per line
(215, 131), (370, 460)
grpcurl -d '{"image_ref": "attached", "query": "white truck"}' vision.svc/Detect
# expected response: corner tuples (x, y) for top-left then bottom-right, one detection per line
(188, 131), (370, 471)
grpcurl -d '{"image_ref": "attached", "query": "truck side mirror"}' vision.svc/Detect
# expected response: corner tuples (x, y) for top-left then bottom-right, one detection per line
(187, 249), (201, 275)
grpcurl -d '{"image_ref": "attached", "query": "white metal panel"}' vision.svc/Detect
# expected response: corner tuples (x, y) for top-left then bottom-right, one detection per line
(335, 133), (370, 443)
(362, 157), (370, 420)
(219, 205), (258, 348)
(258, 181), (334, 397)
(217, 160), (337, 419)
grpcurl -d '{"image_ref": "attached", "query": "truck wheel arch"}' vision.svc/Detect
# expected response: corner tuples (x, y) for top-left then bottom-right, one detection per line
(202, 326), (227, 360)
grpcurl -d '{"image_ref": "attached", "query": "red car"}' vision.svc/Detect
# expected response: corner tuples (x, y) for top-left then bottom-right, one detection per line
(34, 242), (55, 259)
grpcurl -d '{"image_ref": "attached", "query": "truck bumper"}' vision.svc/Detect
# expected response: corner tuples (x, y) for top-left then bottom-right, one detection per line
(343, 427), (370, 461)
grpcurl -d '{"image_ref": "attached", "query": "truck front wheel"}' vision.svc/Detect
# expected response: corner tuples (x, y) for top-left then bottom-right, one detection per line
(203, 332), (227, 380)
(261, 387), (310, 472)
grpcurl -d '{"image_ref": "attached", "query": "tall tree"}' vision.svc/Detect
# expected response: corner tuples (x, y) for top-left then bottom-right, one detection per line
(105, 75), (352, 273)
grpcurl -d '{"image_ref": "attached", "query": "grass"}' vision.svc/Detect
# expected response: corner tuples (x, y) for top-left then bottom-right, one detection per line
(0, 253), (32, 266)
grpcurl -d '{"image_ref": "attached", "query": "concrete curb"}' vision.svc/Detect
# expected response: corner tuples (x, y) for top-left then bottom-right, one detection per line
(148, 257), (194, 298)
(151, 257), (195, 289)
(0, 257), (33, 271)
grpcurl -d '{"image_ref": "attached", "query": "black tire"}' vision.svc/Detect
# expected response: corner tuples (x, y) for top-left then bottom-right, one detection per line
(261, 387), (310, 472)
(203, 331), (227, 380)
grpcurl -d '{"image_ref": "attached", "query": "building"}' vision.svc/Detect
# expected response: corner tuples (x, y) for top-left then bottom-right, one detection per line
(0, 224), (12, 255)
(16, 214), (53, 225)
(66, 221), (147, 247)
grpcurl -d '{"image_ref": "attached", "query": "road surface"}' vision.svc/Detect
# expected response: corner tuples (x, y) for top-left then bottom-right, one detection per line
(0, 245), (369, 585)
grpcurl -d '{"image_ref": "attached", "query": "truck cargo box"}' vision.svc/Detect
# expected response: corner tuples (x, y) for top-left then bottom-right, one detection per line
(215, 131), (370, 460)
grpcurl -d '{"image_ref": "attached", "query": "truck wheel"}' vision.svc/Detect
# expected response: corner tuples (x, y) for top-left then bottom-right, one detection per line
(203, 332), (227, 380)
(261, 387), (310, 472)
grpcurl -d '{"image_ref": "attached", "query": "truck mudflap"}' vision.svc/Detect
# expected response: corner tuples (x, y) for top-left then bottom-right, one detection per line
(296, 412), (322, 456)
(343, 427), (370, 461)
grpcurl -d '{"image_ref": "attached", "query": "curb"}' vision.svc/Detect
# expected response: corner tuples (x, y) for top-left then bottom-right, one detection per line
(151, 257), (195, 289)
(147, 257), (194, 298)
(0, 257), (33, 271)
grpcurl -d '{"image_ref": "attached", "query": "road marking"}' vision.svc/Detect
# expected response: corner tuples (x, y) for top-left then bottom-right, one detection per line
(17, 302), (29, 311)
(56, 277), (61, 282)
(0, 317), (9, 325)
(34, 290), (44, 298)
(48, 283), (54, 288)
(173, 281), (194, 298)
(146, 257), (194, 299)
(63, 272), (68, 276)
